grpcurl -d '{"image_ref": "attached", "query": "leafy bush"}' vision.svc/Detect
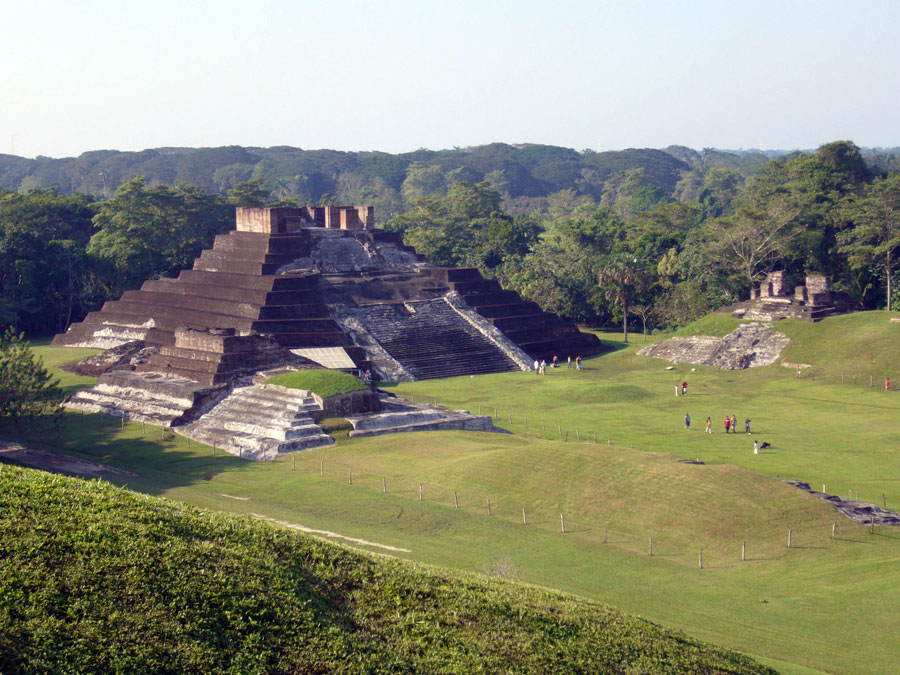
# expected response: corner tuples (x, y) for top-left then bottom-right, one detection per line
(264, 369), (367, 398)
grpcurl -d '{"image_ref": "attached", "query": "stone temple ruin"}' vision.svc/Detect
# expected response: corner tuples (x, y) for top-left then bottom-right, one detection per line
(54, 206), (605, 459)
(722, 271), (854, 322)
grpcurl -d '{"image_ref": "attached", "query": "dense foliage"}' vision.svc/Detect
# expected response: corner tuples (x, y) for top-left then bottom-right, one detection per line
(263, 369), (367, 398)
(3, 141), (900, 337)
(0, 464), (772, 674)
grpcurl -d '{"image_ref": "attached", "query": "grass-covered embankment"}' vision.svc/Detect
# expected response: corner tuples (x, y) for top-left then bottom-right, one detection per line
(264, 369), (367, 398)
(0, 464), (769, 674)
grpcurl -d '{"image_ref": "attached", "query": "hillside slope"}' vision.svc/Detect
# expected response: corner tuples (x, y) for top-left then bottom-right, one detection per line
(0, 464), (771, 674)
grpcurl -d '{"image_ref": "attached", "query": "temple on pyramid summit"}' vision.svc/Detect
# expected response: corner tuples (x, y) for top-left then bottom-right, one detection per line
(53, 205), (606, 457)
(54, 204), (604, 379)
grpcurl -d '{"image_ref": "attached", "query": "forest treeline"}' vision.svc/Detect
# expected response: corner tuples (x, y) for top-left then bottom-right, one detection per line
(2, 140), (900, 338)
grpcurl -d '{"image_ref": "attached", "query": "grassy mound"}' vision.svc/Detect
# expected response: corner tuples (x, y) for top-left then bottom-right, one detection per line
(671, 313), (744, 337)
(264, 369), (367, 398)
(0, 465), (769, 674)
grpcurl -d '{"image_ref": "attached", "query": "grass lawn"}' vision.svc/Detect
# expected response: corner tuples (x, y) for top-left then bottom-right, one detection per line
(9, 312), (900, 674)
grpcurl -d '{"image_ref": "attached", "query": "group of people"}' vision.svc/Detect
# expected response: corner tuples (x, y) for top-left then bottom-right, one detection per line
(533, 355), (582, 374)
(684, 413), (751, 435)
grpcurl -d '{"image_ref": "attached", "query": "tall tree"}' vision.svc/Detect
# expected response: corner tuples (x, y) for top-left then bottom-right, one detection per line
(597, 254), (651, 343)
(837, 173), (900, 310)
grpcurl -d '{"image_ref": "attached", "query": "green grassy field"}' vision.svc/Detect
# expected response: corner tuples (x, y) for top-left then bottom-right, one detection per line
(8, 313), (900, 673)
(2, 464), (771, 674)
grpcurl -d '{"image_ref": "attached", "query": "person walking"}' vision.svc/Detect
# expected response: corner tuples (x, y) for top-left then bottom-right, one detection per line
(552, 355), (558, 368)
(575, 356), (582, 370)
(533, 360), (539, 374)
(681, 381), (688, 396)
(724, 417), (731, 433)
(567, 356), (572, 369)
(745, 418), (751, 434)
(705, 417), (712, 434)
(539, 359), (546, 375)
(886, 376), (891, 391)
(685, 413), (691, 430)
(754, 440), (759, 455)
(731, 415), (737, 434)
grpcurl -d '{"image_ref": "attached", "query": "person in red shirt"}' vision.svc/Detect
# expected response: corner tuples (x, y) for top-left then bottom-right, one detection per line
(724, 417), (731, 433)
(681, 381), (687, 395)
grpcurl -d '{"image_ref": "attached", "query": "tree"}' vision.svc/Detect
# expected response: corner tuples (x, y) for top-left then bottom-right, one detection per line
(597, 254), (651, 343)
(837, 174), (900, 310)
(89, 177), (233, 294)
(0, 329), (62, 428)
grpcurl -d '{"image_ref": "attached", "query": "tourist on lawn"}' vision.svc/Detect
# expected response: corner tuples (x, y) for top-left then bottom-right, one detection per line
(533, 360), (539, 373)
(681, 381), (688, 395)
(705, 417), (712, 433)
(685, 413), (691, 430)
(576, 356), (582, 370)
(754, 440), (759, 454)
(567, 356), (572, 368)
(552, 355), (558, 368)
(886, 376), (891, 391)
(540, 359), (546, 374)
(731, 415), (737, 433)
(724, 417), (731, 433)
(745, 418), (751, 434)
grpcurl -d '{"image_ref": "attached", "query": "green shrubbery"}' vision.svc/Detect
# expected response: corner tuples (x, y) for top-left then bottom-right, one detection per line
(0, 465), (772, 674)
(264, 369), (367, 398)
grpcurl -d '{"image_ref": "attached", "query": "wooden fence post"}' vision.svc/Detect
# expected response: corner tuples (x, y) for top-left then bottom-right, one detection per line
(522, 508), (527, 525)
(292, 456), (296, 472)
(832, 522), (836, 540)
(649, 537), (653, 556)
(419, 484), (423, 501)
(699, 549), (703, 569)
(320, 460), (324, 477)
(488, 499), (492, 516)
(603, 527), (608, 544)
(742, 541), (746, 561)
(454, 491), (459, 509)
(383, 477), (387, 494)
(560, 514), (566, 534)
(788, 528), (793, 548)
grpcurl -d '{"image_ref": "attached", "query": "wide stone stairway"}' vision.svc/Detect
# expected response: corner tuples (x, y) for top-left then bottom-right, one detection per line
(176, 384), (333, 460)
(63, 371), (223, 426)
(353, 300), (521, 379)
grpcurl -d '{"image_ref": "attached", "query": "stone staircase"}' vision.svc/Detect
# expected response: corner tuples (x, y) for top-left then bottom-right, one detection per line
(346, 398), (495, 437)
(62, 371), (224, 426)
(175, 384), (333, 460)
(351, 300), (521, 380)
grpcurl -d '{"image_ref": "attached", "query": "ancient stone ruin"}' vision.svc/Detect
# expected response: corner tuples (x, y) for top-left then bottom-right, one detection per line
(638, 322), (790, 370)
(55, 205), (605, 458)
(722, 272), (855, 322)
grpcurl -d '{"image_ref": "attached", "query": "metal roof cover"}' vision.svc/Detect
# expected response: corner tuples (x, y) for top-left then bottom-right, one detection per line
(290, 347), (357, 370)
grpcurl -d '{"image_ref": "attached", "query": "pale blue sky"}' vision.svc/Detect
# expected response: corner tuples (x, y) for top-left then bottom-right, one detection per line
(2, 0), (898, 158)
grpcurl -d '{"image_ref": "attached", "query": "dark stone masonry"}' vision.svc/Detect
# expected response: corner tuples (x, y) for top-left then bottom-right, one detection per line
(53, 206), (606, 456)
(54, 205), (605, 381)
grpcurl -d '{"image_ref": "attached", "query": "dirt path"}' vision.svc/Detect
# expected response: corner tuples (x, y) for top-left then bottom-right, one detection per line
(0, 441), (137, 478)
(252, 513), (412, 553)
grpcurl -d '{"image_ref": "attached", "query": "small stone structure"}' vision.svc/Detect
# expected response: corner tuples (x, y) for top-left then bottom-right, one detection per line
(725, 272), (852, 322)
(638, 323), (790, 370)
(235, 205), (375, 233)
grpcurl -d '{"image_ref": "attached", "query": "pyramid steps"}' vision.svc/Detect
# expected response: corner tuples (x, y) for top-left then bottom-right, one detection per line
(176, 384), (333, 461)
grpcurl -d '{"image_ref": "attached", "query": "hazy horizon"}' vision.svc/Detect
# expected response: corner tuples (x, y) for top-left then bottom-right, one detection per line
(4, 0), (899, 159)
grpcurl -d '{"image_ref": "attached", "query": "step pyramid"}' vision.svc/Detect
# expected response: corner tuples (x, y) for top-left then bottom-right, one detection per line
(54, 206), (607, 382)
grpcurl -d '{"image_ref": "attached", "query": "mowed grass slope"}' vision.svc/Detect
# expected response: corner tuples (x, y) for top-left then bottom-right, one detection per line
(0, 464), (771, 674)
(12, 312), (900, 673)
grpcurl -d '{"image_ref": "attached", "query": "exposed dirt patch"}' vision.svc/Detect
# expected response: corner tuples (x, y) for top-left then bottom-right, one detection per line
(0, 441), (137, 479)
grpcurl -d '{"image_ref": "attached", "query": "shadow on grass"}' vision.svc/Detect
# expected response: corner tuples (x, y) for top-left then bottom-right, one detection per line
(2, 410), (254, 495)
